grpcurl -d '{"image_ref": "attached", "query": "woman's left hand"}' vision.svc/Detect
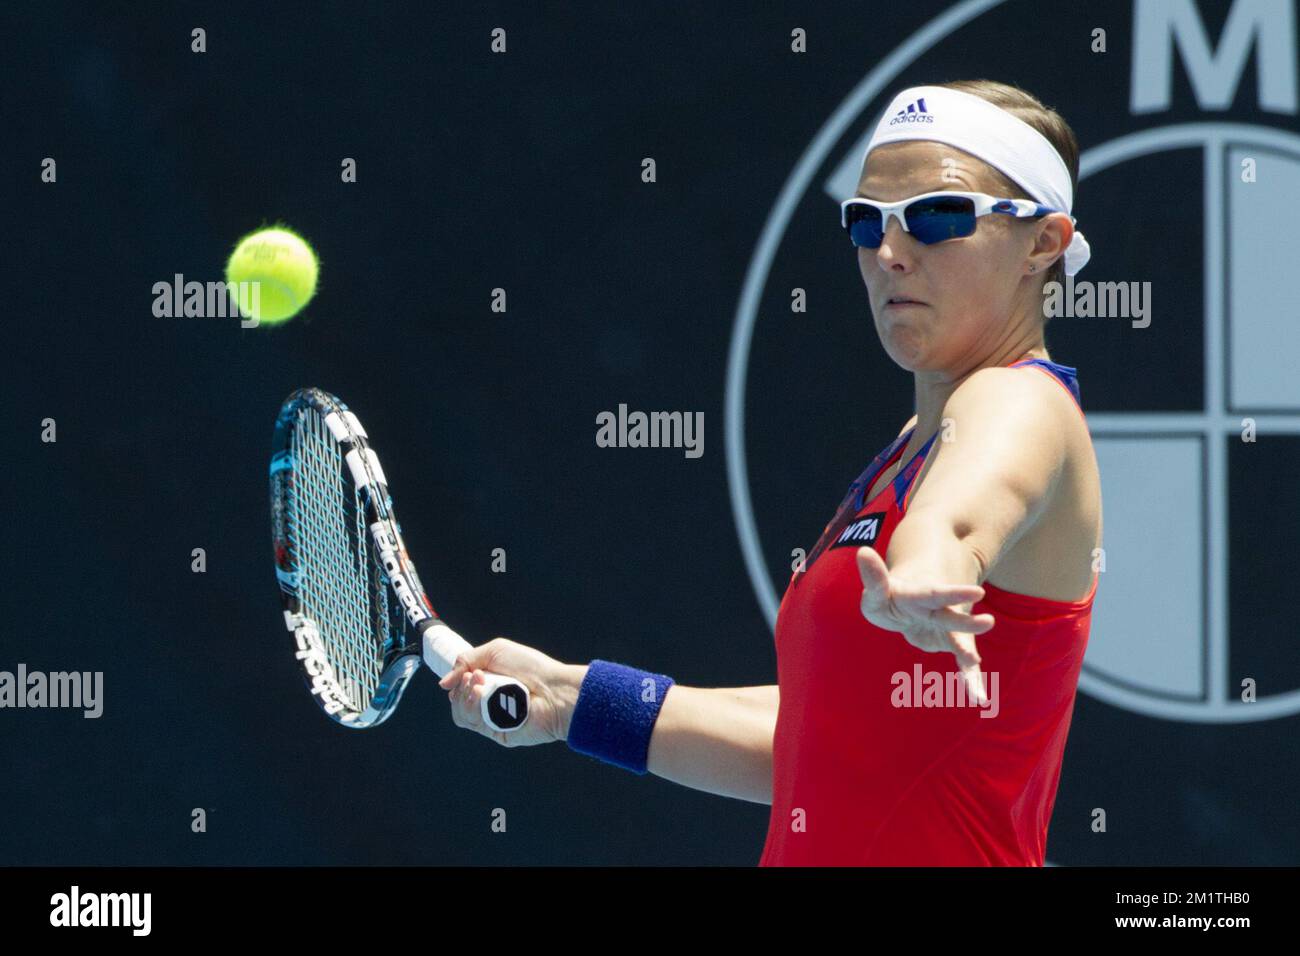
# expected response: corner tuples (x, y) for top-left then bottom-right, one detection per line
(856, 546), (995, 704)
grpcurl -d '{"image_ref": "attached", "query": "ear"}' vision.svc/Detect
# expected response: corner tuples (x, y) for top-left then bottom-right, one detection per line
(1030, 213), (1073, 272)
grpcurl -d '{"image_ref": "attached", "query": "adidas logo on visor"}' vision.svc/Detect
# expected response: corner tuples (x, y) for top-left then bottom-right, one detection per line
(888, 97), (933, 125)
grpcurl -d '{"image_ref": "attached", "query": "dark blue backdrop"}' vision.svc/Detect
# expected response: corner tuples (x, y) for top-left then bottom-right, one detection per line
(3, 0), (1297, 865)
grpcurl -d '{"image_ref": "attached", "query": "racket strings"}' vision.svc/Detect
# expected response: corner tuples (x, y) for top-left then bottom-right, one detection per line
(287, 407), (384, 710)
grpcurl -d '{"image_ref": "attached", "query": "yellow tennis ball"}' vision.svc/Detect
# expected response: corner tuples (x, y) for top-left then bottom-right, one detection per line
(226, 227), (319, 324)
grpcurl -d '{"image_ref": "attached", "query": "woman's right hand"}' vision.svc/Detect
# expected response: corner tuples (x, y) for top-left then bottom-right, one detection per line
(438, 637), (587, 748)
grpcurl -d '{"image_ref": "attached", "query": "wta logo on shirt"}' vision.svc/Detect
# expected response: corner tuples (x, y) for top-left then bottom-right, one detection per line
(830, 512), (885, 549)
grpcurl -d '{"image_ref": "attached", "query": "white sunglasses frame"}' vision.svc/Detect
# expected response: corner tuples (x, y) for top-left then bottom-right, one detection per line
(839, 190), (1070, 245)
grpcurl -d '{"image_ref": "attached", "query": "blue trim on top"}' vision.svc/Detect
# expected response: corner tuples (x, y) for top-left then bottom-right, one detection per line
(849, 430), (913, 512)
(1010, 358), (1082, 407)
(892, 429), (939, 504)
(889, 359), (1083, 507)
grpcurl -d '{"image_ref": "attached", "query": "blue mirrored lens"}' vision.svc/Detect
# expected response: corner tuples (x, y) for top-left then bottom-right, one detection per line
(846, 206), (884, 248)
(905, 196), (976, 244)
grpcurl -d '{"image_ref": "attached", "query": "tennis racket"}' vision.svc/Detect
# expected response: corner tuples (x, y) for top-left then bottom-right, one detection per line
(269, 387), (529, 732)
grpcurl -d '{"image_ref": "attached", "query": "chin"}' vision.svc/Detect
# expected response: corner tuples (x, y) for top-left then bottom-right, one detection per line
(882, 328), (928, 370)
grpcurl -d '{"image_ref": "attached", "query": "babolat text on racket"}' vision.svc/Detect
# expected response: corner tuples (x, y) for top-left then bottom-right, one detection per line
(270, 387), (529, 732)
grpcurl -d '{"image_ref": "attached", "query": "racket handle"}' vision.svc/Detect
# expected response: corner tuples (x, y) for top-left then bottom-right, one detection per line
(421, 621), (530, 732)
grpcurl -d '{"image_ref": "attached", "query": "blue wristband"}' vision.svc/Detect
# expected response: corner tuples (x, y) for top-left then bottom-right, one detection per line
(566, 660), (676, 774)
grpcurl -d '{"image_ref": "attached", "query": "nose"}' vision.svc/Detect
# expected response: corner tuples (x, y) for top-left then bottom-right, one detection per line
(873, 217), (916, 273)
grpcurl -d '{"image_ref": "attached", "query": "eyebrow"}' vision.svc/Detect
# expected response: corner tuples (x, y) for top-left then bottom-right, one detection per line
(853, 185), (951, 200)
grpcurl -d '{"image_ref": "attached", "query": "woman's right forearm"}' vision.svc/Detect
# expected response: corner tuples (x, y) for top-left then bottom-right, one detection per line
(552, 664), (777, 804)
(642, 684), (778, 805)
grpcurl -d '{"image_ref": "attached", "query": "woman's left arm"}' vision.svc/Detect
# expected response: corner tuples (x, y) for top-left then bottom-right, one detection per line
(856, 367), (1070, 699)
(888, 366), (1069, 587)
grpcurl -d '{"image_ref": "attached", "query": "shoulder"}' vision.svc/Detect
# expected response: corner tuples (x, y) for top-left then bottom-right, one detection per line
(931, 365), (1077, 489)
(945, 364), (1077, 436)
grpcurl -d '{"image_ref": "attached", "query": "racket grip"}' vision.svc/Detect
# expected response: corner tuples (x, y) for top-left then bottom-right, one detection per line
(421, 621), (530, 732)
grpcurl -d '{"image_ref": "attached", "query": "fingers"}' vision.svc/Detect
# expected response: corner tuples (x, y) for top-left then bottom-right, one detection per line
(855, 544), (994, 706)
(946, 630), (988, 705)
(462, 668), (485, 715)
(959, 660), (988, 707)
(449, 670), (518, 746)
(952, 633), (987, 705)
(948, 629), (982, 667)
(437, 640), (496, 686)
(926, 607), (995, 634)
(857, 547), (900, 623)
(858, 547), (986, 609)
(899, 581), (986, 609)
(855, 546), (887, 592)
(857, 546), (992, 632)
(443, 665), (484, 727)
(436, 657), (467, 691)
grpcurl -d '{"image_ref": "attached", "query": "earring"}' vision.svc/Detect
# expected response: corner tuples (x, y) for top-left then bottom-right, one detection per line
(1028, 264), (1037, 273)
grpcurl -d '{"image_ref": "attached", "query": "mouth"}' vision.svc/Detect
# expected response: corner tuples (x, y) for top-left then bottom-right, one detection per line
(884, 296), (926, 308)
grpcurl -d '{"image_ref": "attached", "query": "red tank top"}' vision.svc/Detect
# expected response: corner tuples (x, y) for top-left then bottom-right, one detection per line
(758, 358), (1097, 866)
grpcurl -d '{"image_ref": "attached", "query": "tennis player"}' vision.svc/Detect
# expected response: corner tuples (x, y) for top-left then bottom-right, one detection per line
(441, 79), (1101, 866)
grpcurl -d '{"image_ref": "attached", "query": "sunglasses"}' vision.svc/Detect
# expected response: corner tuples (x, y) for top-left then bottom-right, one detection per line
(839, 191), (1062, 249)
